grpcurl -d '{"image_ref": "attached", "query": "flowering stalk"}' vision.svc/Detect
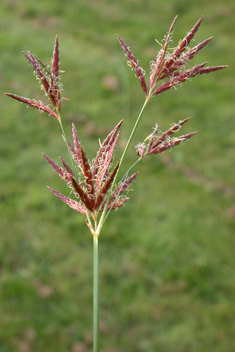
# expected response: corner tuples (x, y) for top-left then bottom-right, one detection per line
(6, 16), (227, 352)
(116, 15), (226, 100)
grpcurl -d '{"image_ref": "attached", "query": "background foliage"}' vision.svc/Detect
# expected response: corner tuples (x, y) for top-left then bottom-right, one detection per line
(0, 0), (234, 351)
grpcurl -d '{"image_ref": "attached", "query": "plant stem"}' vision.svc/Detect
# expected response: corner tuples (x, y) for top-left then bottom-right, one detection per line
(93, 234), (99, 352)
(96, 98), (149, 234)
(59, 119), (78, 179)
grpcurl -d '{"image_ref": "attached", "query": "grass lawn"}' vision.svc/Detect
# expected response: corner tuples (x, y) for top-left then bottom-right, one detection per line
(0, 0), (235, 351)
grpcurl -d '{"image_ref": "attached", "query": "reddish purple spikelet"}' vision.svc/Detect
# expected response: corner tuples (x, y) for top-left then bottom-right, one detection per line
(152, 62), (209, 96)
(22, 51), (52, 97)
(42, 154), (72, 183)
(52, 36), (60, 79)
(70, 176), (94, 211)
(59, 157), (75, 178)
(72, 123), (84, 170)
(196, 65), (228, 75)
(5, 93), (59, 119)
(118, 16), (227, 98)
(95, 160), (120, 209)
(113, 172), (139, 198)
(163, 16), (204, 74)
(72, 123), (95, 208)
(6, 36), (65, 120)
(116, 35), (148, 96)
(150, 16), (178, 88)
(50, 36), (61, 112)
(147, 132), (197, 155)
(136, 118), (197, 157)
(100, 171), (139, 211)
(93, 120), (123, 186)
(45, 122), (137, 218)
(48, 187), (86, 214)
(160, 37), (214, 79)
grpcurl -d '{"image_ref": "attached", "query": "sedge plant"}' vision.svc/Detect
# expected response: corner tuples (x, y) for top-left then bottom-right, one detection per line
(6, 16), (227, 352)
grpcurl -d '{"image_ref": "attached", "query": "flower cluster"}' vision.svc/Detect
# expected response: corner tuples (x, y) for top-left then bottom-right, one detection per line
(43, 120), (138, 226)
(117, 16), (227, 98)
(6, 36), (63, 120)
(6, 17), (227, 236)
(136, 117), (197, 158)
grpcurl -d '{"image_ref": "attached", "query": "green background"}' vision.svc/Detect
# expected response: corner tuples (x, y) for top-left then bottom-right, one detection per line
(0, 0), (234, 351)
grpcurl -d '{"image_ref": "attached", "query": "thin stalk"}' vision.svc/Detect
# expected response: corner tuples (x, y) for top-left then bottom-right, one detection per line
(116, 98), (148, 179)
(58, 118), (78, 179)
(93, 235), (99, 352)
(118, 157), (142, 184)
(96, 98), (149, 235)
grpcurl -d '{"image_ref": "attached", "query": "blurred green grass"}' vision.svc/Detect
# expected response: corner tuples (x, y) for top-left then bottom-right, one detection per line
(0, 0), (235, 351)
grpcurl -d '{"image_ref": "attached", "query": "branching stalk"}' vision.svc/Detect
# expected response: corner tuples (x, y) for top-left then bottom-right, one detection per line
(6, 19), (227, 352)
(58, 118), (78, 180)
(96, 98), (149, 235)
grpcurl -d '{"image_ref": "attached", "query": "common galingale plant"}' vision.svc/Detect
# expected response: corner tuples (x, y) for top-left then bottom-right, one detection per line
(6, 16), (227, 352)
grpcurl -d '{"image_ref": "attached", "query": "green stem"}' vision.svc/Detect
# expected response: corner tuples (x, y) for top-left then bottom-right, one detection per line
(93, 235), (99, 352)
(59, 119), (78, 179)
(119, 157), (142, 184)
(96, 98), (149, 235)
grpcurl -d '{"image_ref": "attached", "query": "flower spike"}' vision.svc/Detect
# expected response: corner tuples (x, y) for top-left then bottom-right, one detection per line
(163, 16), (204, 74)
(52, 36), (60, 79)
(116, 35), (148, 96)
(93, 120), (123, 189)
(6, 36), (65, 120)
(136, 117), (197, 158)
(45, 122), (138, 229)
(48, 187), (86, 214)
(5, 94), (59, 120)
(150, 16), (178, 88)
(118, 16), (227, 99)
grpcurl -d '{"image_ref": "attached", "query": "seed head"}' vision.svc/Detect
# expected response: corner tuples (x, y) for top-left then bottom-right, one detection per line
(117, 16), (228, 99)
(44, 121), (138, 226)
(5, 36), (65, 120)
(136, 117), (197, 157)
